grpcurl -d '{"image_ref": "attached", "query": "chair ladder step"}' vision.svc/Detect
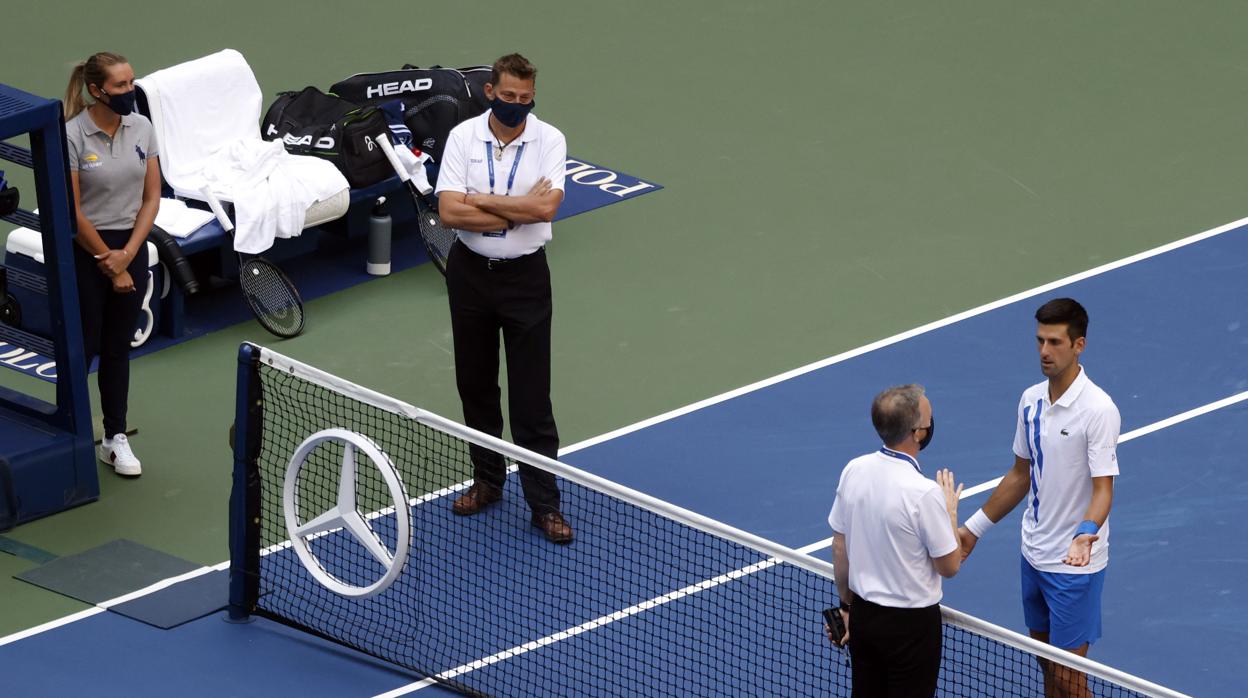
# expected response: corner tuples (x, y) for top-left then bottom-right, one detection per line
(0, 141), (33, 168)
(0, 208), (40, 231)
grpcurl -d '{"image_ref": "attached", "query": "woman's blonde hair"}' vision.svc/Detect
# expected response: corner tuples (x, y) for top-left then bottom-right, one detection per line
(64, 52), (128, 121)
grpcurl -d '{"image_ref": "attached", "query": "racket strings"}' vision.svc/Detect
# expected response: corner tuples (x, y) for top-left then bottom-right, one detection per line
(414, 195), (456, 272)
(241, 259), (304, 337)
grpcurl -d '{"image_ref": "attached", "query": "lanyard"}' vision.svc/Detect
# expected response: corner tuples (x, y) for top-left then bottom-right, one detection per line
(485, 141), (526, 195)
(879, 447), (921, 473)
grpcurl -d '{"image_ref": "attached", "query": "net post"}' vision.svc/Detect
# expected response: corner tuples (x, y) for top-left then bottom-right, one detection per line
(227, 342), (262, 622)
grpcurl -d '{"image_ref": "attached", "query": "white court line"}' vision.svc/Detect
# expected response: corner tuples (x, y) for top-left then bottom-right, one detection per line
(959, 389), (1248, 501)
(371, 536), (835, 698)
(1, 215), (1244, 650)
(0, 561), (229, 647)
(560, 216), (1248, 456)
(375, 389), (1247, 696)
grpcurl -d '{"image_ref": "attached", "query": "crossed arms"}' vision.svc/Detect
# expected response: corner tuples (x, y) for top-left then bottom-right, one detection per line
(438, 178), (563, 233)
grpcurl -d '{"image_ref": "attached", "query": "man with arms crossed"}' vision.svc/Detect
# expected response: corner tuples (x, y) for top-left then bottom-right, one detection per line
(828, 384), (963, 697)
(959, 298), (1120, 698)
(436, 53), (572, 544)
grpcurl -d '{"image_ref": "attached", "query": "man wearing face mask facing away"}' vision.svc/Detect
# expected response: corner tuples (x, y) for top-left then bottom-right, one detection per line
(826, 384), (964, 697)
(435, 53), (572, 544)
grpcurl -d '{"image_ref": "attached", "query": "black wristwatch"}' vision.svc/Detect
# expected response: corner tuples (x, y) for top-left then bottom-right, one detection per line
(839, 601), (851, 612)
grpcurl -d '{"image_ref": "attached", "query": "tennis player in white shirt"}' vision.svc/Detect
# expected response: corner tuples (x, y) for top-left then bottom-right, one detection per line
(959, 298), (1120, 698)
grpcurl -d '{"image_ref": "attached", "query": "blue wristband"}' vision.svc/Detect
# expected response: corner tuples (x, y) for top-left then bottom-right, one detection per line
(1074, 520), (1099, 538)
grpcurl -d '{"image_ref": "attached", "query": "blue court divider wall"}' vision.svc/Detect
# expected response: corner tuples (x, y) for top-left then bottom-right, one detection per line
(0, 83), (98, 529)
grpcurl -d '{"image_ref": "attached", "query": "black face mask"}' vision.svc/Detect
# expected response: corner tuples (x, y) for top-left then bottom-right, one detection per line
(97, 87), (136, 116)
(490, 97), (534, 128)
(918, 417), (935, 451)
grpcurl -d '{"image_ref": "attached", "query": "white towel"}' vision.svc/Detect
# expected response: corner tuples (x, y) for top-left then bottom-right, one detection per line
(395, 147), (434, 195)
(139, 49), (348, 252)
(139, 49), (263, 198)
(201, 139), (345, 253)
(153, 198), (215, 238)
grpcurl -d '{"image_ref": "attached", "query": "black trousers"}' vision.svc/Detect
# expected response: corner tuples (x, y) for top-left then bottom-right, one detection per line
(74, 228), (148, 438)
(446, 241), (560, 514)
(848, 597), (943, 698)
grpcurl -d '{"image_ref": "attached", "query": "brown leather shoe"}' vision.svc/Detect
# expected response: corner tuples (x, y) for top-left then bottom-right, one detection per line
(531, 511), (574, 544)
(452, 482), (502, 516)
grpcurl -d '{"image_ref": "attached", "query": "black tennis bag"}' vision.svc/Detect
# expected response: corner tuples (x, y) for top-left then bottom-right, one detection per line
(329, 66), (492, 162)
(261, 87), (392, 188)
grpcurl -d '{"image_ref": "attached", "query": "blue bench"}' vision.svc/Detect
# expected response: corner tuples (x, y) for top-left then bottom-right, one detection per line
(158, 175), (408, 338)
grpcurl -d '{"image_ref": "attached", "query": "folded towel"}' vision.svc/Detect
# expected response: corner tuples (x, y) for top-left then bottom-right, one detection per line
(153, 198), (215, 238)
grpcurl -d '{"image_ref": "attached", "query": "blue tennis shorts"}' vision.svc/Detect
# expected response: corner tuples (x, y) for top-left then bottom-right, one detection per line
(1020, 555), (1106, 649)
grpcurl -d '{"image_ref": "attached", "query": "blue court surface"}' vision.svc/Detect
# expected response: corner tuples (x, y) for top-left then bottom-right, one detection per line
(1, 220), (1244, 696)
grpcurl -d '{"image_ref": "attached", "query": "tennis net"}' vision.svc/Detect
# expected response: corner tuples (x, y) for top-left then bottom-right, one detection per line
(228, 343), (1187, 697)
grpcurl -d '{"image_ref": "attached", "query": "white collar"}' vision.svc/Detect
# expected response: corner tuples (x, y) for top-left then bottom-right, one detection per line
(1051, 365), (1090, 407)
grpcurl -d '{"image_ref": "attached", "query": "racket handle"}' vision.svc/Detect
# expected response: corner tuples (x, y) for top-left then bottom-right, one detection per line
(375, 134), (411, 184)
(199, 186), (234, 232)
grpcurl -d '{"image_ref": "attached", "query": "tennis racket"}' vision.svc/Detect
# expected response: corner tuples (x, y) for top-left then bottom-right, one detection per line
(376, 135), (458, 276)
(201, 187), (306, 338)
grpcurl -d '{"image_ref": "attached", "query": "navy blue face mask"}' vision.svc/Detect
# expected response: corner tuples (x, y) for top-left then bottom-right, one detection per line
(918, 417), (935, 451)
(490, 97), (534, 128)
(98, 87), (136, 116)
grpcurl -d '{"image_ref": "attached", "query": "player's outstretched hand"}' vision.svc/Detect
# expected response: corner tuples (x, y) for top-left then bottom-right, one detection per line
(957, 526), (978, 561)
(1064, 534), (1099, 567)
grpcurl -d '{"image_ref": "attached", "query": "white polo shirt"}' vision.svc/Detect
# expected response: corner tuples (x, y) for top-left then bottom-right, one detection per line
(1013, 367), (1120, 574)
(828, 448), (959, 608)
(435, 111), (567, 259)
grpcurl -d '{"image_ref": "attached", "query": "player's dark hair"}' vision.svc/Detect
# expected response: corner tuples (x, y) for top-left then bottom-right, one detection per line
(871, 384), (925, 447)
(1035, 298), (1089, 342)
(490, 53), (537, 86)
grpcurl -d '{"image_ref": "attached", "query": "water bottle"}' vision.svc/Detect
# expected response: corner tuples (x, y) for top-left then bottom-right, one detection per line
(367, 196), (392, 276)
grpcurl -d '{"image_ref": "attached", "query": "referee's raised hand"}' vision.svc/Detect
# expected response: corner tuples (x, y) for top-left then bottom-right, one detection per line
(936, 468), (963, 528)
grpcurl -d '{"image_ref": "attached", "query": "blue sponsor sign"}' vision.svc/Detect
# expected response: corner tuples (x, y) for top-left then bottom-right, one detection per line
(0, 341), (57, 382)
(554, 158), (662, 221)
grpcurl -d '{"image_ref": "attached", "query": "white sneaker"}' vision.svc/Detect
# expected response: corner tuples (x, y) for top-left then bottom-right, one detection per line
(98, 433), (142, 477)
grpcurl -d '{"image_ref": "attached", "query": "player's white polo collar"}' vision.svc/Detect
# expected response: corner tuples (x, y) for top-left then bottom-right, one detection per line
(472, 111), (542, 143)
(1050, 365), (1090, 408)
